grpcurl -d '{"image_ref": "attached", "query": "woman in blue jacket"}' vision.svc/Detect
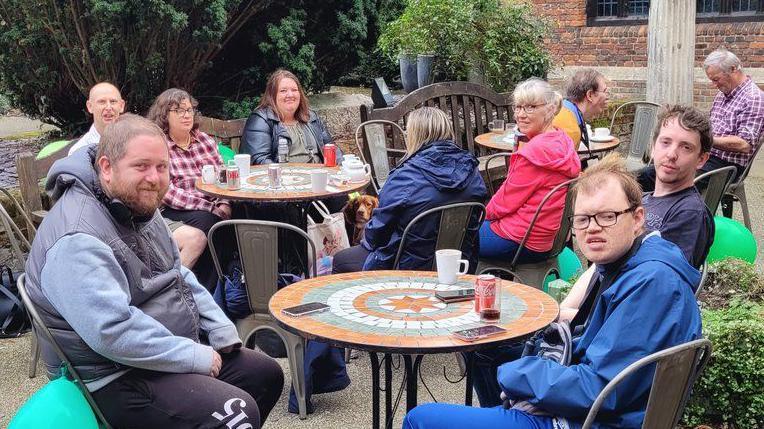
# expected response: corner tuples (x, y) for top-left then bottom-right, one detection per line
(332, 107), (488, 273)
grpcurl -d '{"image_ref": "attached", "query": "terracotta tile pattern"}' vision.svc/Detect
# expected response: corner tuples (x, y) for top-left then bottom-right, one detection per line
(269, 270), (560, 354)
(196, 163), (369, 202)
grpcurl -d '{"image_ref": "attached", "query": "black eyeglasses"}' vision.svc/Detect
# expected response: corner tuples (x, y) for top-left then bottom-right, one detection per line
(170, 107), (195, 117)
(569, 206), (636, 230)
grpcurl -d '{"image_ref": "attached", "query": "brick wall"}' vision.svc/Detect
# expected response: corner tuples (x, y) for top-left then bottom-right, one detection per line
(531, 0), (764, 109)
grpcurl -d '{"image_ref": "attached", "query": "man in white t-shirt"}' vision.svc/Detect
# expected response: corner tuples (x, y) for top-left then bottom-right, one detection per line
(68, 82), (125, 155)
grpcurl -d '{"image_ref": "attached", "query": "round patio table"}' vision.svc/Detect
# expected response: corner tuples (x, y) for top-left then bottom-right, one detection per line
(269, 270), (558, 429)
(196, 163), (369, 202)
(475, 130), (620, 156)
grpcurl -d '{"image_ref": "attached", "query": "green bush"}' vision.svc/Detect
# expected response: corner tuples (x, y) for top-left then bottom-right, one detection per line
(702, 258), (764, 309)
(683, 302), (764, 428)
(377, 0), (551, 92)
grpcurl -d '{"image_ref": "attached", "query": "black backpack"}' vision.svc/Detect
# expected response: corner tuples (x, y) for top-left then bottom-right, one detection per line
(0, 265), (30, 338)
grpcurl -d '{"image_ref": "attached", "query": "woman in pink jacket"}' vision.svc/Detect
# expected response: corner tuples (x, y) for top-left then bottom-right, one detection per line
(480, 78), (581, 262)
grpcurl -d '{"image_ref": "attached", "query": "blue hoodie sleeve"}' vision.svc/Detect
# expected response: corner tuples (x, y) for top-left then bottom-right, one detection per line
(40, 233), (214, 375)
(362, 172), (411, 251)
(497, 264), (701, 419)
(180, 266), (241, 350)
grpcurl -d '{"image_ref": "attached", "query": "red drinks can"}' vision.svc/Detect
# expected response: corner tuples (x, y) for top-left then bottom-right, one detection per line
(474, 274), (497, 313)
(323, 144), (337, 167)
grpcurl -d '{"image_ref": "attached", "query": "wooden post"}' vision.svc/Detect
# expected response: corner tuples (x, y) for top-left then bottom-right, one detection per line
(646, 0), (696, 105)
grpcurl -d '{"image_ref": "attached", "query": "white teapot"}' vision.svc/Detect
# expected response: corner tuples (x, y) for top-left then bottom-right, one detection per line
(342, 159), (371, 182)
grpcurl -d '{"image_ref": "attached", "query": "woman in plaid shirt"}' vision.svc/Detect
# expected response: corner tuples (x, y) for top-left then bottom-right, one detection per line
(147, 88), (232, 290)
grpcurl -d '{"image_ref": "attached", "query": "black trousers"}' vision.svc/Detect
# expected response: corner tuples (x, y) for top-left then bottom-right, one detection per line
(332, 244), (370, 274)
(92, 348), (284, 429)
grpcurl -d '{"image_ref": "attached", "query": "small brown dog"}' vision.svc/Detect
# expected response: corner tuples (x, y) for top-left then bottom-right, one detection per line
(343, 194), (379, 245)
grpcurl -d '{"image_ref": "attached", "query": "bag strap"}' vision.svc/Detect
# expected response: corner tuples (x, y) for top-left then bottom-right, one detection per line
(311, 200), (332, 219)
(0, 282), (27, 336)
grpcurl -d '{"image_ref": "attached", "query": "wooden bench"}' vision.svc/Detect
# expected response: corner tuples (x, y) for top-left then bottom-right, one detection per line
(15, 141), (74, 227)
(358, 81), (514, 193)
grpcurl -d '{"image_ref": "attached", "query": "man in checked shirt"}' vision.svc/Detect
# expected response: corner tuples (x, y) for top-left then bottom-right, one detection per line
(639, 48), (764, 196)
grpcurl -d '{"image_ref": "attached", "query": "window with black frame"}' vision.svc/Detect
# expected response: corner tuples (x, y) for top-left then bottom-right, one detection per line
(587, 0), (763, 24)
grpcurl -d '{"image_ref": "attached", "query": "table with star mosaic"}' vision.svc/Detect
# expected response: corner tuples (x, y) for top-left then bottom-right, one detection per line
(196, 163), (369, 203)
(269, 270), (559, 429)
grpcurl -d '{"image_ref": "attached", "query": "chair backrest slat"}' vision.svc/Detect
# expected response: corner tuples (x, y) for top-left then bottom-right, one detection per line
(609, 101), (660, 168)
(393, 202), (486, 270)
(694, 166), (737, 215)
(208, 220), (317, 316)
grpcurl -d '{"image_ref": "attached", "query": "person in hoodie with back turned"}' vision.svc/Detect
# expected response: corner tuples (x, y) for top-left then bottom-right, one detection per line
(480, 78), (581, 263)
(332, 107), (487, 273)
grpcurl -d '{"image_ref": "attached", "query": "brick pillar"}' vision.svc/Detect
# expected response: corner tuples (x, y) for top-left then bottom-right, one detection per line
(647, 0), (696, 104)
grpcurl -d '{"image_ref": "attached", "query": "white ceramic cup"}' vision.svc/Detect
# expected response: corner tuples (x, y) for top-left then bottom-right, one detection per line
(594, 127), (610, 138)
(201, 165), (216, 184)
(234, 154), (251, 177)
(435, 249), (469, 285)
(311, 169), (328, 193)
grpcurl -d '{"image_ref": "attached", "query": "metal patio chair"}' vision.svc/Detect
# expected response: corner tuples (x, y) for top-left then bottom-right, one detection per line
(355, 119), (407, 194)
(16, 274), (113, 428)
(721, 138), (764, 229)
(582, 338), (712, 429)
(609, 101), (660, 172)
(208, 219), (316, 419)
(694, 165), (737, 216)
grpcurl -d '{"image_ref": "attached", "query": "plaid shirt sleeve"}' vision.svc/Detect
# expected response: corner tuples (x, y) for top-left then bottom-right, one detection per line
(162, 131), (230, 218)
(735, 93), (764, 150)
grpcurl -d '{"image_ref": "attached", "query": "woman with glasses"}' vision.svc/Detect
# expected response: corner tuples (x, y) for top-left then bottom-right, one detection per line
(241, 69), (339, 165)
(147, 88), (230, 290)
(480, 78), (581, 263)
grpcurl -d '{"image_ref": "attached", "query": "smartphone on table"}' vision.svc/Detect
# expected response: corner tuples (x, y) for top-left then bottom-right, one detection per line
(281, 302), (330, 317)
(453, 325), (507, 342)
(435, 288), (475, 303)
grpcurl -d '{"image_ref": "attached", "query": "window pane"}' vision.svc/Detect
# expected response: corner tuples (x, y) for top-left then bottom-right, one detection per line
(597, 0), (619, 16)
(731, 0), (757, 11)
(630, 0), (650, 16)
(697, 0), (721, 13)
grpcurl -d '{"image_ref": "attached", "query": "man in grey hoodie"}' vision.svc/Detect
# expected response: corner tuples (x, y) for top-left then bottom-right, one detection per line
(24, 114), (283, 428)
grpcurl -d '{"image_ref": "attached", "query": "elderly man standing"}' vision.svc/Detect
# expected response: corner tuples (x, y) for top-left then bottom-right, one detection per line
(25, 114), (283, 428)
(402, 154), (702, 429)
(68, 82), (125, 155)
(552, 69), (610, 147)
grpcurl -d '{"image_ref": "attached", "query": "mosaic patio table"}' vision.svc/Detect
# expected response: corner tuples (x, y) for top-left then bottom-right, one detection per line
(475, 130), (621, 156)
(269, 270), (559, 429)
(195, 163), (369, 203)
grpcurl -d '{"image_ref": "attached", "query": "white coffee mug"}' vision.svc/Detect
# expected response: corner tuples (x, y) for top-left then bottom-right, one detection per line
(435, 249), (469, 285)
(201, 165), (216, 184)
(311, 169), (328, 193)
(594, 127), (610, 138)
(234, 154), (251, 177)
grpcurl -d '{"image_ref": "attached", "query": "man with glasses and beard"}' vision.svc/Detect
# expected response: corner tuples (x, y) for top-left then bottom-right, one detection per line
(403, 153), (701, 429)
(24, 114), (283, 428)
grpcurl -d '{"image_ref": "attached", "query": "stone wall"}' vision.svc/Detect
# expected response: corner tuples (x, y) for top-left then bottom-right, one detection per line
(531, 0), (764, 109)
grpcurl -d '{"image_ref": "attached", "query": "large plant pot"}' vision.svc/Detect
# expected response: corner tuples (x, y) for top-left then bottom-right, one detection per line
(417, 54), (435, 88)
(398, 53), (418, 93)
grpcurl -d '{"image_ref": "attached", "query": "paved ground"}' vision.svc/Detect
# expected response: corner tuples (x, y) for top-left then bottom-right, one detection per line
(0, 336), (470, 428)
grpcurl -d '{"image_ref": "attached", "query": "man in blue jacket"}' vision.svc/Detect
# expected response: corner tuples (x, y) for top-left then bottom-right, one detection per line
(402, 154), (702, 429)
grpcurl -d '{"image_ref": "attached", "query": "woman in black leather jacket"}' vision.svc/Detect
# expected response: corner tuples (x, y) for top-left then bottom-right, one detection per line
(241, 69), (338, 164)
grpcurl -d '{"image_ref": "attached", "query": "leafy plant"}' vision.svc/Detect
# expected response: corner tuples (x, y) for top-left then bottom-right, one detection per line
(701, 258), (764, 309)
(683, 302), (764, 428)
(377, 0), (551, 92)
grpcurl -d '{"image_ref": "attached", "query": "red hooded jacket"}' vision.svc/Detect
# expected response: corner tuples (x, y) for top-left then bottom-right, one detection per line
(486, 129), (581, 252)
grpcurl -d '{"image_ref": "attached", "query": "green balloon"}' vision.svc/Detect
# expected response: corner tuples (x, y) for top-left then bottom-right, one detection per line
(36, 140), (72, 160)
(706, 216), (757, 264)
(9, 377), (99, 428)
(543, 247), (582, 289)
(218, 143), (236, 163)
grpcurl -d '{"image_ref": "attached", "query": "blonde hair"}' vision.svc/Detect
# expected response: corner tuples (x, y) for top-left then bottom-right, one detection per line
(405, 107), (455, 155)
(572, 153), (643, 209)
(513, 78), (563, 124)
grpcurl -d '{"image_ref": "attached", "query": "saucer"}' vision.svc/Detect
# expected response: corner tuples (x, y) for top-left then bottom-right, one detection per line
(589, 135), (615, 142)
